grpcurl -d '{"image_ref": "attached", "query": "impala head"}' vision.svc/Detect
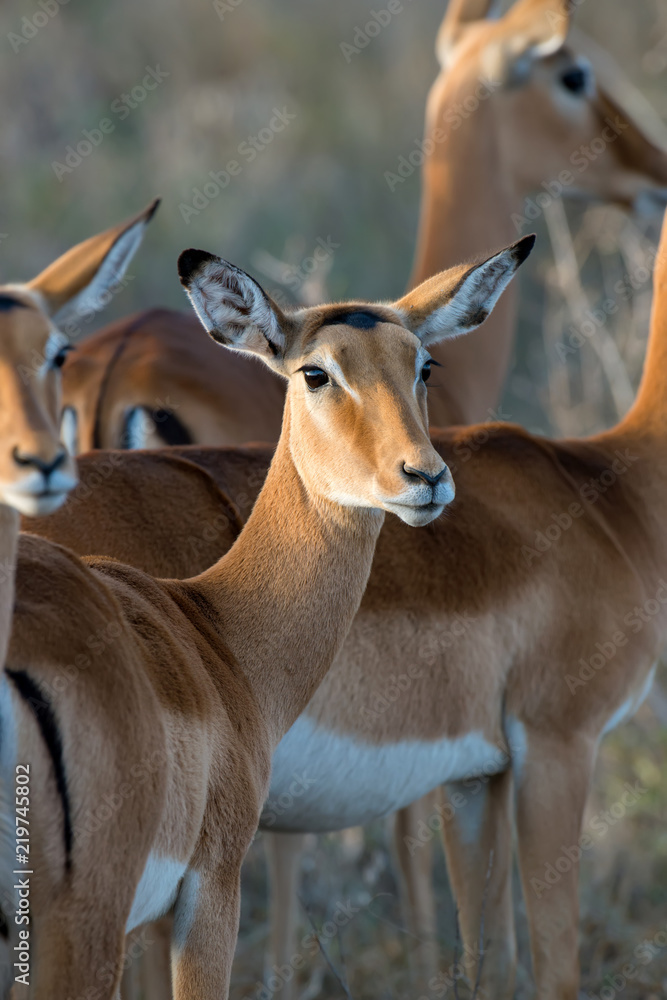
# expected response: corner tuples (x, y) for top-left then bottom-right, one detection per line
(179, 234), (534, 527)
(434, 0), (667, 209)
(0, 199), (158, 516)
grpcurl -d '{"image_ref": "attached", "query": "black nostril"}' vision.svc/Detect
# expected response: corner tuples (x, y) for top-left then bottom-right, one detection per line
(403, 464), (446, 487)
(13, 447), (67, 477)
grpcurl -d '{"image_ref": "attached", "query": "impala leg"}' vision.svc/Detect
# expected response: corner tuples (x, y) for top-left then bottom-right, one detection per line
(515, 728), (595, 1000)
(121, 956), (140, 1000)
(171, 864), (241, 1000)
(393, 793), (439, 983)
(264, 831), (306, 1000)
(29, 903), (126, 1000)
(440, 769), (516, 1000)
(121, 919), (173, 1000)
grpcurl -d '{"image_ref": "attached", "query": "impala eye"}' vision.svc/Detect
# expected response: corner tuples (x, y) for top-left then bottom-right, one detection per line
(421, 358), (440, 384)
(302, 368), (329, 391)
(52, 345), (74, 370)
(560, 64), (589, 96)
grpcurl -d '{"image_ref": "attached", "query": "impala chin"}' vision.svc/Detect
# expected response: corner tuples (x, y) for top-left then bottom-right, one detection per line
(2, 471), (78, 517)
(381, 471), (455, 527)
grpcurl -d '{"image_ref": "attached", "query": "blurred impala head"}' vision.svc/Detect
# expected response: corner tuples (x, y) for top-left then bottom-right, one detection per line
(433, 0), (667, 210)
(0, 199), (158, 516)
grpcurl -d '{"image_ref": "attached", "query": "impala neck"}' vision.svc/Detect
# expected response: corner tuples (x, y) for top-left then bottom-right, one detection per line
(409, 82), (521, 427)
(0, 504), (19, 667)
(192, 398), (385, 746)
(619, 239), (667, 443)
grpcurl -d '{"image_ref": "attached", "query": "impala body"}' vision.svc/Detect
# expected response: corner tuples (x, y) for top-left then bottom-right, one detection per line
(0, 200), (158, 998)
(3, 238), (530, 999)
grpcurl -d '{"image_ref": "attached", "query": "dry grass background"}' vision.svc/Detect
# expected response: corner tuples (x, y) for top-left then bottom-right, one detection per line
(2, 0), (667, 996)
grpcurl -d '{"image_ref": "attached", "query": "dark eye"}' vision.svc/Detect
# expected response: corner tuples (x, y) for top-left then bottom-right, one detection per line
(560, 65), (589, 95)
(52, 345), (73, 369)
(421, 363), (432, 383)
(302, 368), (329, 391)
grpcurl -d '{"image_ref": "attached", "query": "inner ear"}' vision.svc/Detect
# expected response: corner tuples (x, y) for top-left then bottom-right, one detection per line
(178, 250), (289, 364)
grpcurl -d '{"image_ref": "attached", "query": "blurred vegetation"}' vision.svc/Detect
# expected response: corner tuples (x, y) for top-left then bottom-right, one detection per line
(3, 0), (667, 996)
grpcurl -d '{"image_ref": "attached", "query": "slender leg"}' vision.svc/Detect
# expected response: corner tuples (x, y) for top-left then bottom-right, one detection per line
(171, 864), (241, 1000)
(515, 727), (596, 1000)
(29, 904), (126, 1000)
(121, 920), (173, 1000)
(121, 957), (140, 1000)
(440, 770), (516, 1000)
(264, 831), (307, 1000)
(393, 793), (439, 983)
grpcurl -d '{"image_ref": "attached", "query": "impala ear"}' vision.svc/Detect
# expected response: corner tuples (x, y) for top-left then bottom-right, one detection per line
(483, 0), (571, 83)
(395, 235), (535, 346)
(27, 199), (159, 328)
(178, 250), (289, 367)
(437, 0), (501, 66)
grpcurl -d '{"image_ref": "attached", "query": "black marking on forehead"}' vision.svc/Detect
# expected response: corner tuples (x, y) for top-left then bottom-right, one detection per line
(321, 309), (383, 330)
(0, 294), (28, 312)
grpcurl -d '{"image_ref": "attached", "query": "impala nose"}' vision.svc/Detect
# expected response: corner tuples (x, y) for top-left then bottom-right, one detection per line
(12, 447), (67, 479)
(403, 463), (447, 487)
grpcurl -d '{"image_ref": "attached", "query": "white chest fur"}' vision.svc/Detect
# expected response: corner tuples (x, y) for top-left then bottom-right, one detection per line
(261, 715), (507, 832)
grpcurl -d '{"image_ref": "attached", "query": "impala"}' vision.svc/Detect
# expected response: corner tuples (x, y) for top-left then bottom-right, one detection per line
(28, 213), (667, 999)
(59, 0), (667, 454)
(30, 202), (667, 1000)
(2, 237), (530, 999)
(0, 200), (158, 996)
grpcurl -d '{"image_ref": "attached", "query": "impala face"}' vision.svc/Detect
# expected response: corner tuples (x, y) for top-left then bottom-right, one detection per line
(0, 290), (77, 516)
(284, 311), (453, 527)
(0, 198), (159, 516)
(434, 0), (667, 210)
(178, 233), (535, 527)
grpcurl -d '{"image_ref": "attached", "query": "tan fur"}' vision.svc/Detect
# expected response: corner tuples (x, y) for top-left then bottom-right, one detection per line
(27, 219), (667, 998)
(7, 244), (528, 999)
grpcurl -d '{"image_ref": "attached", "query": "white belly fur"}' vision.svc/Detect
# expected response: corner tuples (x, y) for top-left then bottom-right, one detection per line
(126, 853), (188, 932)
(602, 663), (657, 737)
(262, 715), (506, 832)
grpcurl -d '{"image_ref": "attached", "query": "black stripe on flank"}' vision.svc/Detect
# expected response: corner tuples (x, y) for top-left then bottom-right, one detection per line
(6, 670), (72, 872)
(152, 409), (193, 446)
(0, 909), (8, 939)
(320, 310), (382, 330)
